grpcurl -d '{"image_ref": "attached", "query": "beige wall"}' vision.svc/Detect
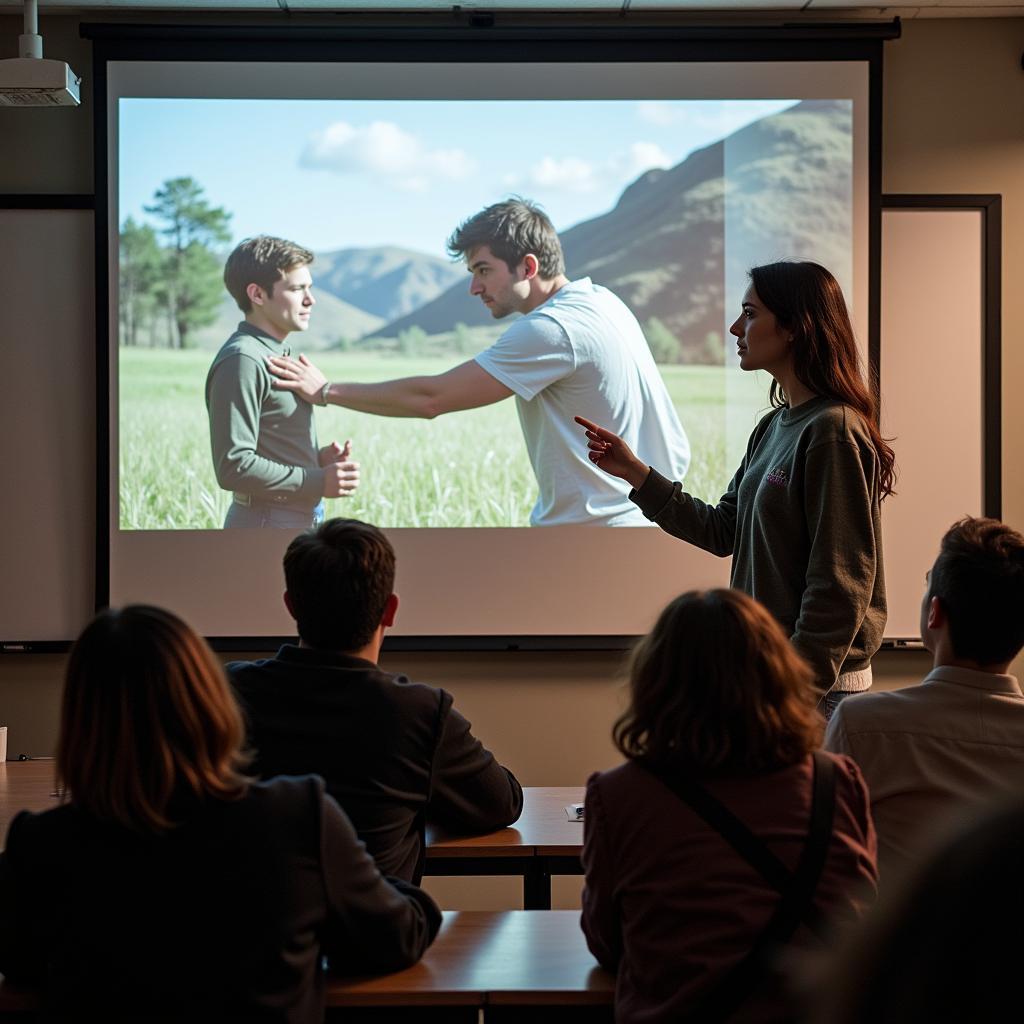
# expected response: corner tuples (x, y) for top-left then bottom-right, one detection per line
(0, 17), (1019, 899)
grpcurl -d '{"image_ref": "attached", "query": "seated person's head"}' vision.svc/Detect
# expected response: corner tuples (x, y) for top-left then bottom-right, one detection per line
(811, 797), (1024, 1024)
(283, 518), (397, 653)
(58, 605), (249, 833)
(447, 197), (565, 279)
(223, 235), (314, 313)
(615, 588), (822, 776)
(923, 517), (1024, 669)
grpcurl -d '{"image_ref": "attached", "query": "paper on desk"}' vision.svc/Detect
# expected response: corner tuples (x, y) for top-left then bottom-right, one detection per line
(565, 803), (584, 821)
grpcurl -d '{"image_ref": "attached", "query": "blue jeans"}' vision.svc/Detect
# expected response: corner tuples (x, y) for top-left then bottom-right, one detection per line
(223, 499), (324, 530)
(819, 689), (861, 722)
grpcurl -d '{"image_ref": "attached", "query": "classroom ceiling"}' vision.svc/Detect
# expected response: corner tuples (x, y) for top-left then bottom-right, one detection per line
(0, 0), (1021, 18)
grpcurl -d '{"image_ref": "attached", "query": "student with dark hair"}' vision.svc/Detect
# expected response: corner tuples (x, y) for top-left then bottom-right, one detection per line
(577, 261), (893, 707)
(810, 797), (1024, 1024)
(265, 198), (690, 526)
(581, 589), (877, 1024)
(825, 517), (1024, 879)
(228, 518), (523, 882)
(207, 235), (360, 528)
(0, 605), (440, 1023)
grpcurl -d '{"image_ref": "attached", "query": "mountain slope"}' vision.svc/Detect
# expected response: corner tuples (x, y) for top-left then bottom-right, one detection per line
(312, 246), (464, 322)
(189, 290), (385, 351)
(372, 100), (852, 362)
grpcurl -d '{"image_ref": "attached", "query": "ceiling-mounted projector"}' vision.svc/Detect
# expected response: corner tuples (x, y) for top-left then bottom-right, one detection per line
(0, 0), (80, 107)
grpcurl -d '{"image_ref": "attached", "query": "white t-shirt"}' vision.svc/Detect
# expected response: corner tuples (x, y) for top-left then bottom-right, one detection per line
(475, 278), (690, 526)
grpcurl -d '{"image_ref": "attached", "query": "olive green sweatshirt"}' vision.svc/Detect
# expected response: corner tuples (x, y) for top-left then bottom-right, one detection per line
(632, 398), (886, 694)
(205, 322), (324, 507)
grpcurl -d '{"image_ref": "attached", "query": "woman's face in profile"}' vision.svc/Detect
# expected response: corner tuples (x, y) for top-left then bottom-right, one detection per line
(729, 285), (791, 376)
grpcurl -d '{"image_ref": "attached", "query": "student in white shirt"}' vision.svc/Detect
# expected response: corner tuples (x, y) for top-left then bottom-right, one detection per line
(265, 198), (689, 526)
(824, 517), (1024, 880)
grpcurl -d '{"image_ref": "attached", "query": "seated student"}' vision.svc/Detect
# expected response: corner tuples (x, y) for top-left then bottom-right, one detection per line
(810, 797), (1024, 1024)
(0, 605), (440, 1024)
(228, 518), (524, 883)
(581, 589), (877, 1024)
(825, 516), (1024, 880)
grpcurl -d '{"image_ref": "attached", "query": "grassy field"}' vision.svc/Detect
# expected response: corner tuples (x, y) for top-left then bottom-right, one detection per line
(118, 348), (770, 530)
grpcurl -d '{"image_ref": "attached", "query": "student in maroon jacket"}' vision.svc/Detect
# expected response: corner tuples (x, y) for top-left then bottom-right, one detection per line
(228, 518), (524, 883)
(581, 589), (878, 1024)
(0, 605), (439, 1024)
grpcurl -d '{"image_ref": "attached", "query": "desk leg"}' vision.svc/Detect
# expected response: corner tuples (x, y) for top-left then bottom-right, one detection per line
(523, 860), (551, 910)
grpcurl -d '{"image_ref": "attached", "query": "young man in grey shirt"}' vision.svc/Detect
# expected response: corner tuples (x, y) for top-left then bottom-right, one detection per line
(206, 236), (359, 528)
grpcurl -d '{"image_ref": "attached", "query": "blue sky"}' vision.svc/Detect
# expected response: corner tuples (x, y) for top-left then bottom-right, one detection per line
(119, 97), (795, 257)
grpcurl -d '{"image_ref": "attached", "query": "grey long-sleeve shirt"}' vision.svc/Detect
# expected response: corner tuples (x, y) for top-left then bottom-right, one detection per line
(205, 321), (325, 506)
(631, 398), (886, 692)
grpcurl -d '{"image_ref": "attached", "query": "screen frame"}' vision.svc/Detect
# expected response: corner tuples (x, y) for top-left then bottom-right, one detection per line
(88, 22), (890, 651)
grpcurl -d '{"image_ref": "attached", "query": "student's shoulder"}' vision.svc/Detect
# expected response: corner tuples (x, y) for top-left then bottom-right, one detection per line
(830, 684), (930, 735)
(379, 671), (451, 714)
(3, 802), (83, 857)
(586, 759), (658, 803)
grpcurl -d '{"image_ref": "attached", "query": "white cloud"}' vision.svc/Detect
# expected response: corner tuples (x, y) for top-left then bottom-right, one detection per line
(510, 144), (671, 196)
(300, 120), (476, 187)
(531, 156), (598, 192)
(637, 101), (678, 127)
(622, 142), (673, 177)
(636, 99), (798, 139)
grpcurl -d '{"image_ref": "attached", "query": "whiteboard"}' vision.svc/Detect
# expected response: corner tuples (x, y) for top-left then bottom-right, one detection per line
(879, 202), (994, 639)
(0, 206), (95, 648)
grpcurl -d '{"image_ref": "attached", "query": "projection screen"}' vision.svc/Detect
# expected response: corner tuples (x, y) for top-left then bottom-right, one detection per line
(98, 39), (876, 645)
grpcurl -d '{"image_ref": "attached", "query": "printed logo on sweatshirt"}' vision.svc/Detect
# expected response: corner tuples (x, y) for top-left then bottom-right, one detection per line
(765, 467), (789, 488)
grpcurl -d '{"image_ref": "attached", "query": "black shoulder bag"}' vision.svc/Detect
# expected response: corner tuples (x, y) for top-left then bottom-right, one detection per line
(642, 750), (837, 1024)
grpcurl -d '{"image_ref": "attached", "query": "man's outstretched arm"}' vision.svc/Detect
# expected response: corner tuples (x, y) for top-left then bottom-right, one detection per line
(267, 353), (513, 419)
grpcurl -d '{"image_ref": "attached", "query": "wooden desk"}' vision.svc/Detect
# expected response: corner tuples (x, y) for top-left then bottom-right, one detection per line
(426, 787), (585, 910)
(1, 911), (613, 1020)
(0, 761), (58, 849)
(0, 768), (585, 909)
(328, 910), (613, 1018)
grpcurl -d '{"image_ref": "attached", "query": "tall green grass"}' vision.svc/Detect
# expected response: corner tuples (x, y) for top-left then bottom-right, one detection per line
(118, 348), (769, 530)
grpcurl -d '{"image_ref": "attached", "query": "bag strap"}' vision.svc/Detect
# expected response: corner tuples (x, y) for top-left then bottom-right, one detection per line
(644, 751), (837, 1024)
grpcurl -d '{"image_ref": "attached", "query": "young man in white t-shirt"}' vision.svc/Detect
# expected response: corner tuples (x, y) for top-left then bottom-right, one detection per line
(265, 199), (689, 526)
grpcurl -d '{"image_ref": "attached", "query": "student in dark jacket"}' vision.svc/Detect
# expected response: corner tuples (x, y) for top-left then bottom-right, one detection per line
(581, 589), (878, 1024)
(0, 605), (440, 1024)
(228, 518), (524, 883)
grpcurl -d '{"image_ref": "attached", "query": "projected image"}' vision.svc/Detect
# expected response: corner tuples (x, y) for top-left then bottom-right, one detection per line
(117, 96), (852, 530)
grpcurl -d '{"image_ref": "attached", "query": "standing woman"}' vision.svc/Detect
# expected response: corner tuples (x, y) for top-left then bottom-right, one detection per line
(576, 262), (894, 711)
(0, 605), (440, 1023)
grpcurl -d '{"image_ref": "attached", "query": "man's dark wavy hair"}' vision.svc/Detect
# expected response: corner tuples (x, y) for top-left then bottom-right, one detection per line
(283, 518), (395, 652)
(928, 517), (1024, 665)
(447, 197), (565, 278)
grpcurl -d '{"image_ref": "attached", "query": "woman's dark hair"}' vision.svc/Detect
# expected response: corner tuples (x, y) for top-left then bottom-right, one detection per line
(613, 589), (822, 776)
(57, 605), (249, 834)
(749, 261), (896, 500)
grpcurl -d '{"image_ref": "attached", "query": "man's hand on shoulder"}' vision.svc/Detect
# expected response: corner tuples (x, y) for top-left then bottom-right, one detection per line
(320, 439), (360, 498)
(268, 352), (327, 405)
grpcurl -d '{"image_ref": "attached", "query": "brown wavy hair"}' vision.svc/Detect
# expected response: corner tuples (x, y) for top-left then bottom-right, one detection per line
(57, 605), (250, 833)
(223, 235), (313, 313)
(749, 261), (896, 500)
(613, 589), (823, 776)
